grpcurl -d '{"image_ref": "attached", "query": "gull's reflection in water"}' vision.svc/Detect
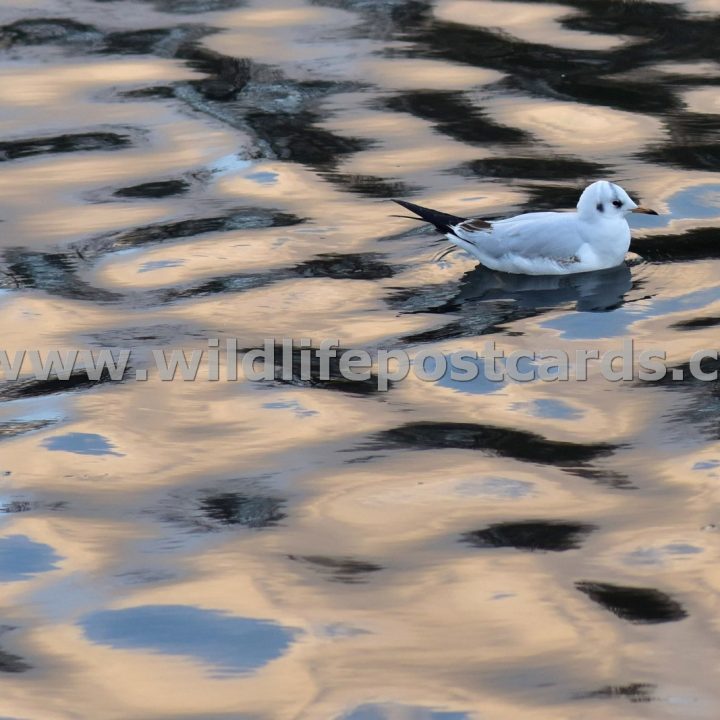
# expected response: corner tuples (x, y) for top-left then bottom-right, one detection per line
(402, 262), (635, 343)
(452, 262), (634, 313)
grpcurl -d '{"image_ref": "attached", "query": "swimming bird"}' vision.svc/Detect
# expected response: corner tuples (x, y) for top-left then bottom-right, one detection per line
(393, 180), (658, 276)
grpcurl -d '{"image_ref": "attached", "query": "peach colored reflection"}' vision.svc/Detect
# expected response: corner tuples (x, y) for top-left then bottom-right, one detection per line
(488, 97), (663, 154)
(434, 0), (632, 50)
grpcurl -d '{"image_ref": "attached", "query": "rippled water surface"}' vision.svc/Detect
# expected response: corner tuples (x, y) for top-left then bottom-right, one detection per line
(2, 0), (720, 717)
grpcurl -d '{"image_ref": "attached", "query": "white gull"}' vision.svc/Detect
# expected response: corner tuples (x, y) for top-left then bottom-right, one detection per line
(393, 180), (658, 276)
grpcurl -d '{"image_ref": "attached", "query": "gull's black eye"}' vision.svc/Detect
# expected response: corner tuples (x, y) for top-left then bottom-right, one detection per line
(612, 200), (623, 208)
(596, 203), (604, 212)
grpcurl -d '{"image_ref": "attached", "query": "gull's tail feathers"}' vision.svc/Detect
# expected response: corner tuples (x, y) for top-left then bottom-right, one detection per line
(392, 199), (467, 237)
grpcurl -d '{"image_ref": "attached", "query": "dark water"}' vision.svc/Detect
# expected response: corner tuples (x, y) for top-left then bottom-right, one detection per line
(1, 0), (720, 717)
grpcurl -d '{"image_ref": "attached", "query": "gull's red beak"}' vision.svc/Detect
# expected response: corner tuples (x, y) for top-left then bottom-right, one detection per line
(631, 206), (659, 215)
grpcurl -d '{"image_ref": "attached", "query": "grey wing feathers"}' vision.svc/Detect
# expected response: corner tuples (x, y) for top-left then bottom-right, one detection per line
(455, 212), (583, 261)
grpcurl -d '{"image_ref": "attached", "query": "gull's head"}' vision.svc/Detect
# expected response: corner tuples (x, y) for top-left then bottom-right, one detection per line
(577, 180), (658, 220)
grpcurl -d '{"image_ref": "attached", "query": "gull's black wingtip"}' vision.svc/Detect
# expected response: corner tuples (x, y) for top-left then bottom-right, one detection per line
(389, 199), (467, 236)
(390, 199), (429, 222)
(391, 198), (414, 212)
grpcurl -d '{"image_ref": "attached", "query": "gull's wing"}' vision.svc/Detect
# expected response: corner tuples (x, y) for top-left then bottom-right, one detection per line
(454, 211), (584, 262)
(455, 217), (492, 232)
